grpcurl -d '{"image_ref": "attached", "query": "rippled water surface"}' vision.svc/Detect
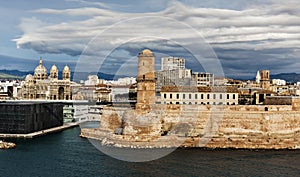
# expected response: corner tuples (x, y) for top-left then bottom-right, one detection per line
(0, 127), (299, 177)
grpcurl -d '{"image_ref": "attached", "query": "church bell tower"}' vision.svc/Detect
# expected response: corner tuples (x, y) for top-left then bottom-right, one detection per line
(260, 70), (270, 90)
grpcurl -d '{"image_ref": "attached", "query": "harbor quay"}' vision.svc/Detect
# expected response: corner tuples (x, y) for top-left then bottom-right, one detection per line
(0, 102), (64, 134)
(0, 100), (96, 139)
(0, 123), (78, 139)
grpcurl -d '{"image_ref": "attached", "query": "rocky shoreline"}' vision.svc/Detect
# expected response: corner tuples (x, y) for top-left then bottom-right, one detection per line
(80, 128), (300, 150)
(0, 141), (16, 149)
(80, 129), (184, 149)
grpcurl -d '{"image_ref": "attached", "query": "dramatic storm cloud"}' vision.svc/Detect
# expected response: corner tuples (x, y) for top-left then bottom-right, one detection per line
(13, 0), (300, 78)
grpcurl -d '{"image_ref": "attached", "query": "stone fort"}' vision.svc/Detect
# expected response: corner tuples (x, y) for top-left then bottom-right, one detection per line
(81, 49), (300, 149)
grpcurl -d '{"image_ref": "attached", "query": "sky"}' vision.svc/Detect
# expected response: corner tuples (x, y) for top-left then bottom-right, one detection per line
(1, 0), (300, 79)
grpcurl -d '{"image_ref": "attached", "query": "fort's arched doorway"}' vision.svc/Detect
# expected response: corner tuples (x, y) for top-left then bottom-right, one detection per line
(58, 87), (64, 100)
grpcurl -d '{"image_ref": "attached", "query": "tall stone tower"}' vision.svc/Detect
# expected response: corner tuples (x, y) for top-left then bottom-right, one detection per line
(260, 70), (270, 90)
(136, 49), (156, 109)
(62, 65), (71, 100)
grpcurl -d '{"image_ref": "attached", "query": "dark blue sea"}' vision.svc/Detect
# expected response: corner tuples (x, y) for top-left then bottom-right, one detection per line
(0, 127), (299, 177)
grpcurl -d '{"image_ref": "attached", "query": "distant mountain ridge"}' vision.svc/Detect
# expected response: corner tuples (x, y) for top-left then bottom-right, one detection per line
(0, 70), (30, 79)
(0, 69), (126, 81)
(1, 69), (300, 83)
(270, 73), (300, 83)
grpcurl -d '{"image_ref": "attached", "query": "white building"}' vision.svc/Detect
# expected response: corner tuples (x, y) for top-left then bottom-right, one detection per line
(106, 77), (136, 86)
(192, 72), (214, 86)
(111, 85), (131, 102)
(85, 75), (99, 86)
(296, 89), (300, 96)
(0, 80), (21, 99)
(214, 77), (228, 86)
(161, 56), (185, 70)
(160, 86), (238, 105)
(155, 68), (194, 93)
(63, 104), (88, 122)
(272, 79), (286, 86)
(156, 56), (196, 93)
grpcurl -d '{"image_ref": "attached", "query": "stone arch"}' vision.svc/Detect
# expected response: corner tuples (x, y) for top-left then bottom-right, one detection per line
(58, 87), (64, 100)
(265, 107), (268, 111)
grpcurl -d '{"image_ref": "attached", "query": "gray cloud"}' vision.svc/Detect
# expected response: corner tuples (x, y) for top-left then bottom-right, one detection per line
(0, 55), (76, 72)
(13, 0), (300, 78)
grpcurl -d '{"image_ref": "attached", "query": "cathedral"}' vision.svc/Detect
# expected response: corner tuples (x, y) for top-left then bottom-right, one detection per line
(20, 58), (71, 100)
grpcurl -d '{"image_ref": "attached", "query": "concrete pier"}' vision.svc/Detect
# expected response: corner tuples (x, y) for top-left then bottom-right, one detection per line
(0, 123), (78, 139)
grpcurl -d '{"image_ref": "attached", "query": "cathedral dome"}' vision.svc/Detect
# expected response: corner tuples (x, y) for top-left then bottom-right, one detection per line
(34, 57), (48, 80)
(50, 64), (58, 79)
(63, 65), (70, 80)
(25, 74), (33, 81)
(63, 65), (70, 72)
(50, 65), (58, 72)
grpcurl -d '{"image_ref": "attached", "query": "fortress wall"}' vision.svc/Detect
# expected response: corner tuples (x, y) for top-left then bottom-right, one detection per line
(150, 104), (293, 112)
(203, 110), (300, 149)
(264, 97), (292, 105)
(175, 105), (300, 149)
(84, 104), (300, 149)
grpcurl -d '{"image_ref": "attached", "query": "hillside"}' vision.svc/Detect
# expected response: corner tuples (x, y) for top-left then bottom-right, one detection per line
(1, 69), (299, 83)
(0, 70), (28, 79)
(271, 73), (300, 83)
(0, 69), (124, 81)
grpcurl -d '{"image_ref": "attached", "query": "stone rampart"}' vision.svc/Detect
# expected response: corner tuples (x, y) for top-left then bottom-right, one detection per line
(81, 104), (300, 149)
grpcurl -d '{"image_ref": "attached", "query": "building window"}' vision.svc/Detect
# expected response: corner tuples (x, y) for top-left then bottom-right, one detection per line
(220, 94), (222, 99)
(177, 94), (179, 99)
(201, 94), (204, 99)
(213, 94), (216, 99)
(207, 102), (210, 105)
(195, 94), (198, 99)
(189, 94), (192, 99)
(227, 94), (229, 99)
(207, 94), (210, 99)
(176, 102), (179, 104)
(164, 94), (166, 99)
(183, 94), (186, 99)
(170, 94), (172, 99)
(233, 94), (236, 99)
